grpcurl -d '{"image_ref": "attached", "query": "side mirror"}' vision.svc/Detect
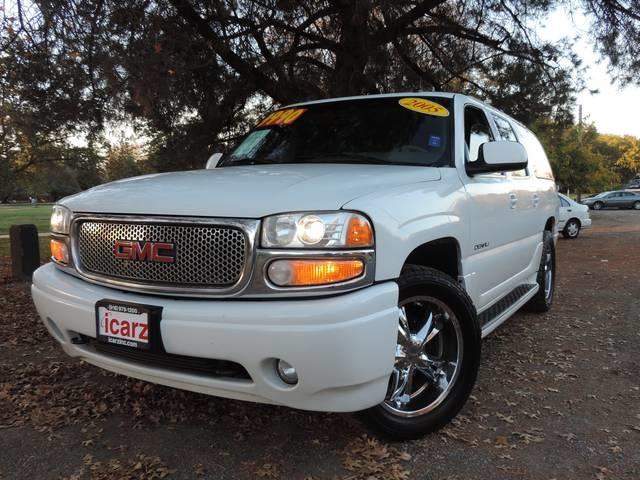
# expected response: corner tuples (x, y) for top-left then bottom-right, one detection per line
(466, 141), (528, 176)
(205, 152), (223, 169)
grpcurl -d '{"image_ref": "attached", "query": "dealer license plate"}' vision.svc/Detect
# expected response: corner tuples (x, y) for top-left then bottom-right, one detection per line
(95, 300), (154, 350)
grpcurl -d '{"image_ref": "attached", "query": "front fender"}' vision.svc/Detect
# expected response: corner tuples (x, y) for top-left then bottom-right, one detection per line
(342, 169), (466, 281)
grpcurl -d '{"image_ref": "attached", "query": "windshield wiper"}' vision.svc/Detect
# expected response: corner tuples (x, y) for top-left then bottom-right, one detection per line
(297, 152), (390, 165)
(221, 157), (276, 167)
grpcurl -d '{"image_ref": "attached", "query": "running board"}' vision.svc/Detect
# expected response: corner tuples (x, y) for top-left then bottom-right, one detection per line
(479, 284), (539, 338)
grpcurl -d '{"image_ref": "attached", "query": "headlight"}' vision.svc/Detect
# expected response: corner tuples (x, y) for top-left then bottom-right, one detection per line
(262, 212), (374, 248)
(50, 205), (72, 235)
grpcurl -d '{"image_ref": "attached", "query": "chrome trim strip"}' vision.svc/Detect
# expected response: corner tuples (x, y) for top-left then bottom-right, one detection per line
(69, 214), (260, 296)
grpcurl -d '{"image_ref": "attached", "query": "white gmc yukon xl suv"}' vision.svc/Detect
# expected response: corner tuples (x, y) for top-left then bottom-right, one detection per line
(32, 93), (559, 439)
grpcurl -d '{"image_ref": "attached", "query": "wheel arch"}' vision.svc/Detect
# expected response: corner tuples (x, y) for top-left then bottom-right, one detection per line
(402, 237), (462, 281)
(544, 216), (556, 233)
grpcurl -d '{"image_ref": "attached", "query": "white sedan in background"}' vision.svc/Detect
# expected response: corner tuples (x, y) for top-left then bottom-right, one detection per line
(558, 193), (592, 239)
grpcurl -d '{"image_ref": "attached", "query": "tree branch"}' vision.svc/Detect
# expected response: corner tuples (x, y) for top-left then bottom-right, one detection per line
(167, 0), (288, 102)
(370, 0), (448, 46)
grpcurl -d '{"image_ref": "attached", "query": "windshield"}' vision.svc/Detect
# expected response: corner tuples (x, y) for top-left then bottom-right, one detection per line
(220, 97), (453, 168)
(595, 192), (611, 198)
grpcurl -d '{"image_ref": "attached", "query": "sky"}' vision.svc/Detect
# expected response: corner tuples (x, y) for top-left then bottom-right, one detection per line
(539, 9), (640, 138)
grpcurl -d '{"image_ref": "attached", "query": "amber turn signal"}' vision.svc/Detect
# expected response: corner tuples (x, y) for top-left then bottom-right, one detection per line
(50, 238), (69, 264)
(268, 259), (364, 286)
(346, 215), (374, 247)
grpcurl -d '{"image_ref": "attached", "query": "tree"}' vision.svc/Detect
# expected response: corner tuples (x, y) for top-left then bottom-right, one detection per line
(104, 144), (147, 181)
(4, 0), (640, 175)
(535, 122), (619, 197)
(583, 0), (640, 85)
(0, 5), (104, 201)
(595, 134), (640, 183)
(4, 0), (586, 172)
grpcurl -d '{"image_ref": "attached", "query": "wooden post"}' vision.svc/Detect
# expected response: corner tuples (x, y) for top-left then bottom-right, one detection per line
(10, 224), (41, 281)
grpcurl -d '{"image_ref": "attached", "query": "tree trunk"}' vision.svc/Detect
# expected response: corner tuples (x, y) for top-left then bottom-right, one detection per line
(329, 0), (372, 97)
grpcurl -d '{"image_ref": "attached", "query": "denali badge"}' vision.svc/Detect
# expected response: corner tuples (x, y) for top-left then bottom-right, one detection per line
(114, 240), (176, 263)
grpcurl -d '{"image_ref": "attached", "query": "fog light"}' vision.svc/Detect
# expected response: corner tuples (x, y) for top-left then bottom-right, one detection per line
(267, 258), (364, 286)
(276, 359), (298, 385)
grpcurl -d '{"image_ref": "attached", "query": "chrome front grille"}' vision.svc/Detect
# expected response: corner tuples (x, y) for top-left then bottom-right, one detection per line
(75, 219), (248, 289)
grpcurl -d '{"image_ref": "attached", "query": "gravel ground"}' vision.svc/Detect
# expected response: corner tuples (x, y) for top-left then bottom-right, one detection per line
(1, 210), (639, 480)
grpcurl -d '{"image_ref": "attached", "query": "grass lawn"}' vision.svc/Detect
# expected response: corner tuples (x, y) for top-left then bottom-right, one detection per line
(0, 237), (51, 259)
(0, 205), (52, 236)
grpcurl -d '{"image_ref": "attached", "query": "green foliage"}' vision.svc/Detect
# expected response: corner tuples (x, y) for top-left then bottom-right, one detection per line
(1, 0), (638, 195)
(0, 28), (105, 202)
(104, 144), (147, 181)
(4, 0), (589, 172)
(594, 134), (640, 183)
(584, 0), (640, 86)
(534, 121), (640, 196)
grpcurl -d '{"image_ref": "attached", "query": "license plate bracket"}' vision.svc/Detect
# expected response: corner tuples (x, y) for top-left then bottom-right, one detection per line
(95, 299), (164, 352)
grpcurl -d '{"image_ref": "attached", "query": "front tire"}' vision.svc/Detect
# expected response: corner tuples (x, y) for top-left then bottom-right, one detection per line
(592, 201), (604, 210)
(562, 219), (581, 239)
(358, 266), (481, 440)
(524, 231), (556, 313)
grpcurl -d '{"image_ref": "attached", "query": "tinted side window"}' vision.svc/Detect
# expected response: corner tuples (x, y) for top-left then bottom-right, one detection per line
(515, 126), (554, 180)
(493, 114), (527, 177)
(465, 107), (493, 163)
(493, 115), (518, 141)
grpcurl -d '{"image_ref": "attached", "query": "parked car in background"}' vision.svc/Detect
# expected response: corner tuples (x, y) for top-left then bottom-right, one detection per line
(625, 179), (640, 190)
(558, 193), (591, 239)
(581, 190), (640, 210)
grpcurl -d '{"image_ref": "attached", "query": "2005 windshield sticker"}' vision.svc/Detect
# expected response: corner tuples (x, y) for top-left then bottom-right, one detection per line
(257, 108), (307, 127)
(398, 98), (450, 117)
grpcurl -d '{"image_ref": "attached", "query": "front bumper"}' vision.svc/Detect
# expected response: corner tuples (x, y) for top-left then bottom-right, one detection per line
(31, 263), (399, 412)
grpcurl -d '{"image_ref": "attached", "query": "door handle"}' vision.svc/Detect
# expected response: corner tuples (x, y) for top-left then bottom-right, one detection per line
(567, 209), (572, 212)
(509, 193), (518, 209)
(532, 193), (540, 207)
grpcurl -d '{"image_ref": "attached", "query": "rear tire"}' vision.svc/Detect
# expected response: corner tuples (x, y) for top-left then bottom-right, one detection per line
(358, 266), (481, 440)
(524, 231), (555, 313)
(562, 219), (581, 239)
(633, 201), (640, 210)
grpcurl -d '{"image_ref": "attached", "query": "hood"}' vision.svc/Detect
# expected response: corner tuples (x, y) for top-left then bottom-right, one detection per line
(61, 163), (441, 218)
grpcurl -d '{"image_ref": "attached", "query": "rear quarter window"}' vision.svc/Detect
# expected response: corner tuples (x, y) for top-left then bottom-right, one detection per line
(514, 126), (554, 181)
(493, 114), (527, 177)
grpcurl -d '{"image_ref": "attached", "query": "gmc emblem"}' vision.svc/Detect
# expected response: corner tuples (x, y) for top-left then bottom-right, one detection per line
(114, 240), (176, 263)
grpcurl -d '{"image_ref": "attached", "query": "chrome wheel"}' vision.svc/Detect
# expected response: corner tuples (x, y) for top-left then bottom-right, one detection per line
(565, 220), (579, 237)
(593, 202), (603, 210)
(543, 252), (554, 301)
(383, 296), (463, 418)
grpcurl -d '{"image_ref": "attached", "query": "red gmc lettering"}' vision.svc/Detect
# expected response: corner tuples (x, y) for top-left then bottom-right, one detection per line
(133, 241), (153, 260)
(114, 240), (175, 263)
